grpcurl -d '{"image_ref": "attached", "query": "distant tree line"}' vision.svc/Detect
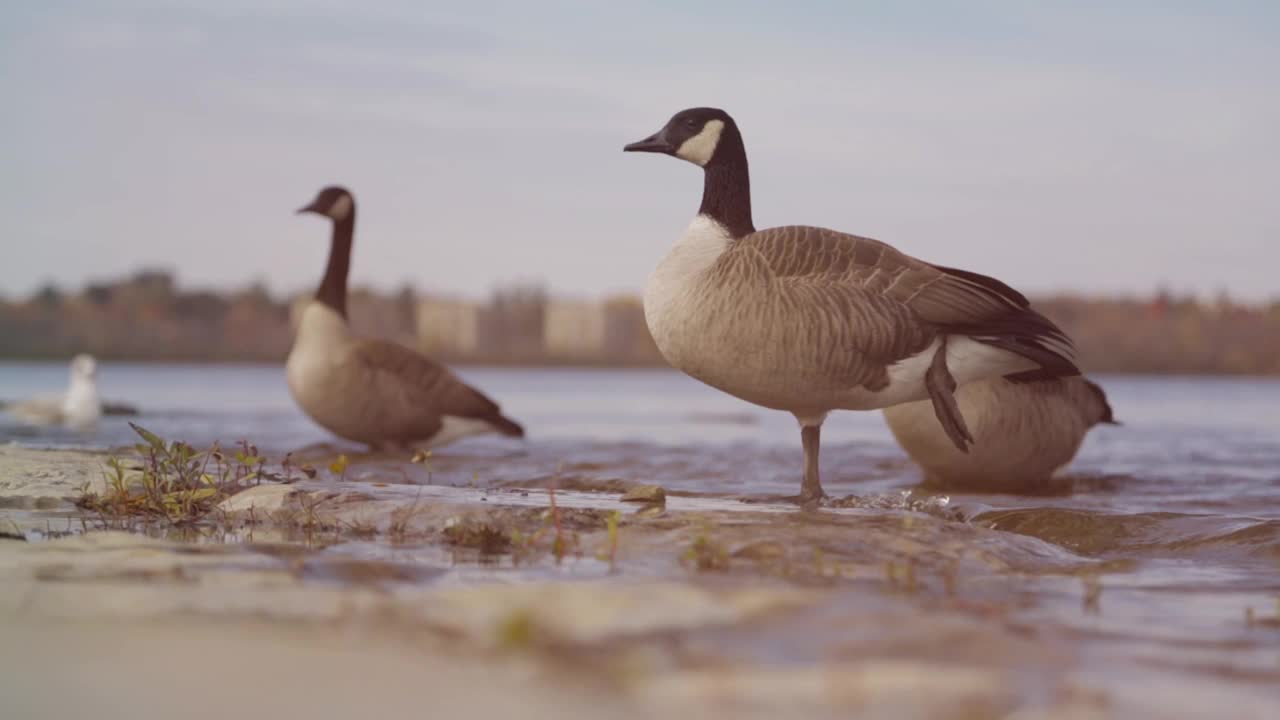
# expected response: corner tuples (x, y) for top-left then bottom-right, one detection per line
(2, 271), (293, 362)
(1036, 291), (1280, 375)
(2, 270), (1278, 375)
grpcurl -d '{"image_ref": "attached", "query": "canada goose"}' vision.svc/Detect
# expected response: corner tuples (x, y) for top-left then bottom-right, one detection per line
(287, 186), (524, 450)
(6, 354), (102, 429)
(884, 377), (1116, 492)
(624, 107), (1079, 503)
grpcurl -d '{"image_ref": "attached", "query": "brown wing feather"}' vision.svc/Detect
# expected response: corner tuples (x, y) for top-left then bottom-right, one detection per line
(732, 225), (1078, 377)
(352, 340), (523, 435)
(713, 229), (926, 390)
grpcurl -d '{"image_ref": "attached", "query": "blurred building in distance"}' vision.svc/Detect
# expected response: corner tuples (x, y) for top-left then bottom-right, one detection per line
(478, 285), (546, 360)
(543, 298), (606, 360)
(2, 269), (1279, 373)
(602, 296), (659, 363)
(417, 296), (480, 356)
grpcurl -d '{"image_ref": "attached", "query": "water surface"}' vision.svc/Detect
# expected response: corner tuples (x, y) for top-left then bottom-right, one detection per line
(3, 363), (1278, 516)
(2, 362), (1278, 712)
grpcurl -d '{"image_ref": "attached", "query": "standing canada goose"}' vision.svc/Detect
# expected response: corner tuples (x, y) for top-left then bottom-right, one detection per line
(624, 107), (1079, 503)
(884, 377), (1117, 493)
(287, 186), (524, 450)
(6, 354), (102, 429)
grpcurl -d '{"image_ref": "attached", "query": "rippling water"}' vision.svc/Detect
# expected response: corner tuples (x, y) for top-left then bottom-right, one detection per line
(5, 361), (1279, 559)
(3, 362), (1279, 710)
(3, 363), (1278, 495)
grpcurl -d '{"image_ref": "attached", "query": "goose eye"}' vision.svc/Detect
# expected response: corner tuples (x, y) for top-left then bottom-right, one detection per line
(684, 118), (700, 129)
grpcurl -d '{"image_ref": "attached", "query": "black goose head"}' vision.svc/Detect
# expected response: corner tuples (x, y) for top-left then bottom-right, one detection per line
(624, 107), (756, 237)
(623, 107), (741, 167)
(297, 186), (355, 223)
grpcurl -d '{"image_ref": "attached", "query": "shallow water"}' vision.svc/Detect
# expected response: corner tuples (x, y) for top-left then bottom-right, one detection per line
(4, 363), (1280, 550)
(2, 362), (1279, 715)
(4, 362), (1279, 511)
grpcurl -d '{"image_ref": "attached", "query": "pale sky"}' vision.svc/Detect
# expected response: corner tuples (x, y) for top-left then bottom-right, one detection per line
(3, 1), (1277, 302)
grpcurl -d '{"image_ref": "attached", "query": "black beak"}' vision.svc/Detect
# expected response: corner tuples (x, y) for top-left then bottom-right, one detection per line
(624, 131), (675, 154)
(296, 201), (323, 215)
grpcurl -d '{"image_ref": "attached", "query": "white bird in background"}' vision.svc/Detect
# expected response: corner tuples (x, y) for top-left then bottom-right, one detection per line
(5, 354), (103, 430)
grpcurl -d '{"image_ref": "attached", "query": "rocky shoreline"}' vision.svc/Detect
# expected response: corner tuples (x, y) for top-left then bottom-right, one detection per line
(1, 445), (1275, 719)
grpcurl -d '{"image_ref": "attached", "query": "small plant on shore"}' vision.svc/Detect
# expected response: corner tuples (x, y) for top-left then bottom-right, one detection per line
(547, 482), (566, 561)
(593, 509), (622, 572)
(512, 483), (580, 564)
(342, 515), (378, 539)
(442, 516), (512, 555)
(297, 491), (337, 535)
(410, 449), (433, 484)
(76, 423), (269, 525)
(681, 523), (730, 572)
(388, 491), (429, 543)
(504, 482), (606, 566)
(328, 454), (350, 481)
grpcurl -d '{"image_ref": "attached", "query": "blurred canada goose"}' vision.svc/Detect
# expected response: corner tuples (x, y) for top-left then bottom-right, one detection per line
(287, 186), (524, 450)
(624, 107), (1079, 503)
(6, 354), (102, 429)
(884, 377), (1116, 492)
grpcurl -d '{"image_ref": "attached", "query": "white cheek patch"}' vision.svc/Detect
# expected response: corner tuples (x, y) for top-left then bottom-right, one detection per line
(328, 194), (353, 221)
(675, 119), (724, 166)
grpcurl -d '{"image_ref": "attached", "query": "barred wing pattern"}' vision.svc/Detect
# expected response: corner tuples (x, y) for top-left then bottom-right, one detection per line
(711, 225), (1078, 391)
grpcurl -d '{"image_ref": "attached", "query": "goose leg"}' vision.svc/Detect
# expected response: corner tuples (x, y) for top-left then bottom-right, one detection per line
(799, 424), (824, 505)
(925, 336), (974, 453)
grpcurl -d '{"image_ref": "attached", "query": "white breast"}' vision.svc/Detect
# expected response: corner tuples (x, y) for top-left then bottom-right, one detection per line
(643, 215), (731, 352)
(286, 302), (353, 407)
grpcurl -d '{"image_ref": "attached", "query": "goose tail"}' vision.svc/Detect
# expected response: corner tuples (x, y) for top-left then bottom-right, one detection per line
(485, 412), (525, 438)
(961, 308), (1080, 383)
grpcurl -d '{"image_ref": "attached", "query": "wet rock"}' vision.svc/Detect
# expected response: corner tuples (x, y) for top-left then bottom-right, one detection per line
(219, 484), (297, 514)
(0, 446), (107, 504)
(621, 485), (666, 504)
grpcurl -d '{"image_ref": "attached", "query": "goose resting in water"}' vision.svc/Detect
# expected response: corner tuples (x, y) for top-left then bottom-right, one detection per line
(884, 377), (1116, 493)
(624, 107), (1080, 504)
(287, 186), (524, 450)
(5, 354), (102, 429)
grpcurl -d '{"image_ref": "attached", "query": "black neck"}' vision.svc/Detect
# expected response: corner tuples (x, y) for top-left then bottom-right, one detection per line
(698, 128), (755, 238)
(315, 213), (353, 318)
